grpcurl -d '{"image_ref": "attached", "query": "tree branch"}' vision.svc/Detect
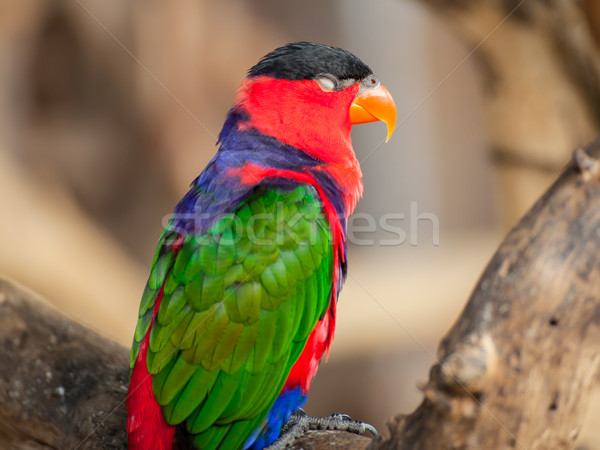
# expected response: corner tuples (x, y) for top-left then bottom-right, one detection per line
(372, 138), (600, 448)
(0, 278), (130, 449)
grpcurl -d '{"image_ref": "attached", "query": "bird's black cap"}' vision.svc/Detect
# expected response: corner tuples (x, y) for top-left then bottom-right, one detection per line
(248, 42), (373, 81)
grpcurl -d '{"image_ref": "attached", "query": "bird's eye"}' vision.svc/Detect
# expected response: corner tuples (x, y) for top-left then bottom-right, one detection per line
(315, 75), (338, 92)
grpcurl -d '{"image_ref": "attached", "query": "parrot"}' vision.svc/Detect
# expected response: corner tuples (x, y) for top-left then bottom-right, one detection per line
(126, 41), (396, 450)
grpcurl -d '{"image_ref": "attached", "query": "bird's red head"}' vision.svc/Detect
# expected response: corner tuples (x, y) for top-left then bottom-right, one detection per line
(230, 42), (397, 213)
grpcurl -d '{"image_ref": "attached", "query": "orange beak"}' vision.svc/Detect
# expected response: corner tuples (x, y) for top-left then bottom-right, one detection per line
(349, 83), (396, 142)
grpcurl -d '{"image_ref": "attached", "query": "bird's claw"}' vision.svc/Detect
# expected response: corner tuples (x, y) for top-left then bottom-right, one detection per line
(317, 413), (378, 437)
(265, 411), (377, 449)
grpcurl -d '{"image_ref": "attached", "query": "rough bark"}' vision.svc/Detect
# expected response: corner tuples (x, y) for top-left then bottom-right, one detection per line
(372, 139), (600, 449)
(0, 277), (130, 449)
(3, 137), (600, 447)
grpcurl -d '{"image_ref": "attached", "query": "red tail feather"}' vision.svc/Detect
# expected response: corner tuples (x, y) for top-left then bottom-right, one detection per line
(126, 290), (175, 449)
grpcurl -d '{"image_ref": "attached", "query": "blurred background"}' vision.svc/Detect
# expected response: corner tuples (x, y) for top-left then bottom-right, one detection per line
(2, 0), (600, 447)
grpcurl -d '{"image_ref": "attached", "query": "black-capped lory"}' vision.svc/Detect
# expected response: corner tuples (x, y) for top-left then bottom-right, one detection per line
(127, 42), (396, 450)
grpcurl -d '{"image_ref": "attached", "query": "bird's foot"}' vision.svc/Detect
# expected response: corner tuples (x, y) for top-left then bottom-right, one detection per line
(265, 409), (377, 449)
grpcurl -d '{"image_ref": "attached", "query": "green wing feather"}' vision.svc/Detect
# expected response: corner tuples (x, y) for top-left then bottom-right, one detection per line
(130, 185), (333, 449)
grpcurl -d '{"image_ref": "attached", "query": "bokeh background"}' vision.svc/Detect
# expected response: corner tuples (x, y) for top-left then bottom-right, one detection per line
(2, 0), (600, 447)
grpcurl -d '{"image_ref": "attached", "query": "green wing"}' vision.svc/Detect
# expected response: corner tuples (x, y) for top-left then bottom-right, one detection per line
(130, 185), (333, 449)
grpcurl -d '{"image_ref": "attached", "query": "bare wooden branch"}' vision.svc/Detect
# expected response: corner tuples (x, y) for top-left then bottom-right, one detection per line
(288, 430), (370, 449)
(0, 278), (130, 449)
(371, 139), (600, 448)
